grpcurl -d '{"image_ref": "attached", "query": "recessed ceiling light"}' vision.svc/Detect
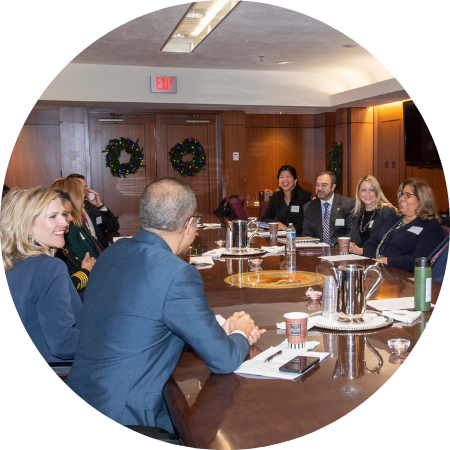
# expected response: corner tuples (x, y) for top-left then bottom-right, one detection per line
(276, 61), (291, 65)
(161, 0), (241, 53)
(187, 11), (205, 19)
(343, 44), (360, 48)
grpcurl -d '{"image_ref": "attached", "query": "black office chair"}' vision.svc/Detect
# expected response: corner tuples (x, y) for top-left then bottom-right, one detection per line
(49, 362), (73, 381)
(125, 425), (181, 445)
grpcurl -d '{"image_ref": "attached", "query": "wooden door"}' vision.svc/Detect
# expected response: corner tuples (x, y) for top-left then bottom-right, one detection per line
(379, 120), (402, 204)
(5, 110), (62, 189)
(155, 114), (219, 215)
(89, 114), (156, 217)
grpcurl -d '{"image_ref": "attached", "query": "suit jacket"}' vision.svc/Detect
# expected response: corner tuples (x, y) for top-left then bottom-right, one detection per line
(7, 255), (83, 363)
(364, 215), (443, 272)
(261, 185), (312, 235)
(67, 230), (250, 432)
(350, 205), (397, 245)
(301, 194), (355, 245)
(84, 203), (120, 249)
(55, 244), (90, 293)
(66, 222), (102, 260)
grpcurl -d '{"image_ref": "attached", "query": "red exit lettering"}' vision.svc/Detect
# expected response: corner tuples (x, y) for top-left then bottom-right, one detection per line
(156, 77), (173, 91)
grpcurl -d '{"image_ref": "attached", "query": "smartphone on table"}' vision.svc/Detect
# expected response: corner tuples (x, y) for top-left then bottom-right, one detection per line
(279, 356), (320, 374)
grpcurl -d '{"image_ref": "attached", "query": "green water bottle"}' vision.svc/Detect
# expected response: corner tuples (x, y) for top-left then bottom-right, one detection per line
(414, 257), (432, 311)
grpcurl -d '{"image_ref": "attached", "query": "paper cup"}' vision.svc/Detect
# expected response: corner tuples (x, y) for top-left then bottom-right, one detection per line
(284, 312), (308, 349)
(269, 222), (279, 236)
(338, 237), (351, 254)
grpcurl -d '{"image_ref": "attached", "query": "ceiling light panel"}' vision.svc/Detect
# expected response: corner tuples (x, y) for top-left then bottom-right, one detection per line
(161, 0), (241, 53)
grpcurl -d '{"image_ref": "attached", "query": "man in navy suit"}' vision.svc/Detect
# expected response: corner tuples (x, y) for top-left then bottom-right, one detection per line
(67, 178), (262, 432)
(302, 172), (355, 246)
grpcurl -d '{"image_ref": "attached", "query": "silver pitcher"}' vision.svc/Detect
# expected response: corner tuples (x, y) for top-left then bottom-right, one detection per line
(228, 219), (260, 250)
(332, 264), (382, 323)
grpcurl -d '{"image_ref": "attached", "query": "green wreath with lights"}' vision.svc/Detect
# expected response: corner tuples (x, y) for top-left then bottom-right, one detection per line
(102, 137), (145, 178)
(169, 138), (206, 177)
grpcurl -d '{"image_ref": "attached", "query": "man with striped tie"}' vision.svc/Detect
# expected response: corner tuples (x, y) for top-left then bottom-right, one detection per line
(302, 172), (355, 246)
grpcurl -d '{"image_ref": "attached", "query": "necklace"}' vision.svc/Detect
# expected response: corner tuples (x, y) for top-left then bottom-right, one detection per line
(359, 208), (376, 233)
(376, 217), (405, 258)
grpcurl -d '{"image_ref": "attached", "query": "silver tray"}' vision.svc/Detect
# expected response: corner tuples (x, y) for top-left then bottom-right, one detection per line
(310, 311), (393, 332)
(221, 247), (266, 257)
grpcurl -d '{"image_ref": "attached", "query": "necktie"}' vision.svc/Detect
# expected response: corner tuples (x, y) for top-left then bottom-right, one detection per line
(323, 203), (332, 246)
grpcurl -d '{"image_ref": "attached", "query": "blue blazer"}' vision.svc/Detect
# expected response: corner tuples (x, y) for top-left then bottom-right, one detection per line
(364, 215), (443, 272)
(67, 230), (250, 432)
(7, 255), (83, 363)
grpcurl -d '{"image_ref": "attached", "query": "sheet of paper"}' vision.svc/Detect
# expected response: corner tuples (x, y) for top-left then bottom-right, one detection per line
(258, 231), (287, 237)
(367, 297), (415, 311)
(234, 344), (329, 381)
(190, 256), (214, 265)
(318, 255), (369, 262)
(295, 242), (329, 248)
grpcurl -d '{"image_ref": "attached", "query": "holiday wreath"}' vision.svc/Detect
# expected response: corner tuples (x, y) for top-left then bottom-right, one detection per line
(102, 137), (145, 178)
(169, 138), (206, 177)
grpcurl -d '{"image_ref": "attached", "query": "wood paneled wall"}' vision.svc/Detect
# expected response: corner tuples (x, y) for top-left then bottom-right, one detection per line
(7, 102), (448, 221)
(373, 102), (448, 211)
(5, 109), (63, 188)
(221, 112), (330, 213)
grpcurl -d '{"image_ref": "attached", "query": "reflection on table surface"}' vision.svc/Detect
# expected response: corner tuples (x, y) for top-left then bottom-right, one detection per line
(117, 214), (439, 449)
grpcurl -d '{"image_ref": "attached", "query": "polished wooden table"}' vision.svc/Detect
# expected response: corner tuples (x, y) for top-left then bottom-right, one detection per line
(115, 215), (440, 448)
(163, 224), (439, 449)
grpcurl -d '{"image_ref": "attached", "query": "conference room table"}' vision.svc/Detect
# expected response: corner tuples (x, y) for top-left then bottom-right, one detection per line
(116, 214), (439, 449)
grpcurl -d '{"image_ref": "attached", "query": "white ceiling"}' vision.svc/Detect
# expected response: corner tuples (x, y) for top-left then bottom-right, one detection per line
(38, 1), (408, 114)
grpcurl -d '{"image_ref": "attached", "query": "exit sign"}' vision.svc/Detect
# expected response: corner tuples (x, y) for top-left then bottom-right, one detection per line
(150, 76), (177, 94)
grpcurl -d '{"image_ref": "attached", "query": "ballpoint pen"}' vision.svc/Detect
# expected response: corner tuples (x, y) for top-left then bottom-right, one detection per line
(264, 350), (283, 363)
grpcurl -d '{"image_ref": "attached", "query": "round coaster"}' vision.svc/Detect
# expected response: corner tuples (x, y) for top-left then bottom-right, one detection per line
(224, 270), (326, 289)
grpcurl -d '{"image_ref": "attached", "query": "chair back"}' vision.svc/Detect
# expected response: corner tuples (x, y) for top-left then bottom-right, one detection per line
(229, 194), (245, 206)
(228, 197), (248, 220)
(258, 201), (270, 221)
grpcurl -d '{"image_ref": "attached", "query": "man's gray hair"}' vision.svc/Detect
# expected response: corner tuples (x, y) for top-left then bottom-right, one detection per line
(140, 178), (197, 232)
(317, 171), (337, 186)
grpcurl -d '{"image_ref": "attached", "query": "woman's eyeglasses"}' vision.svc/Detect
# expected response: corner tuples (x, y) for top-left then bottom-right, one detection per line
(398, 191), (417, 199)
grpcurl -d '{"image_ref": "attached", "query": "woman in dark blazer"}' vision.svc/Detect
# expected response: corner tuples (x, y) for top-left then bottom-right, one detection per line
(1, 187), (82, 363)
(349, 175), (397, 254)
(53, 190), (96, 293)
(261, 165), (311, 235)
(363, 178), (443, 272)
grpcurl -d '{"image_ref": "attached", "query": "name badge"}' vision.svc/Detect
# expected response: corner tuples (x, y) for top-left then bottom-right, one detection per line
(369, 220), (374, 228)
(96, 216), (103, 225)
(291, 205), (299, 213)
(335, 218), (345, 226)
(408, 226), (423, 235)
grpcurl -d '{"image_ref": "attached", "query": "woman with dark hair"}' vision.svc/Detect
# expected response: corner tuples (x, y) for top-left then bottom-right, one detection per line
(1, 187), (82, 362)
(54, 190), (96, 293)
(261, 165), (312, 235)
(363, 178), (443, 272)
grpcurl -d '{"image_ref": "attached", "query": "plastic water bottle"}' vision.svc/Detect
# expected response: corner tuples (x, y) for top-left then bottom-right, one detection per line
(286, 251), (296, 272)
(286, 223), (296, 253)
